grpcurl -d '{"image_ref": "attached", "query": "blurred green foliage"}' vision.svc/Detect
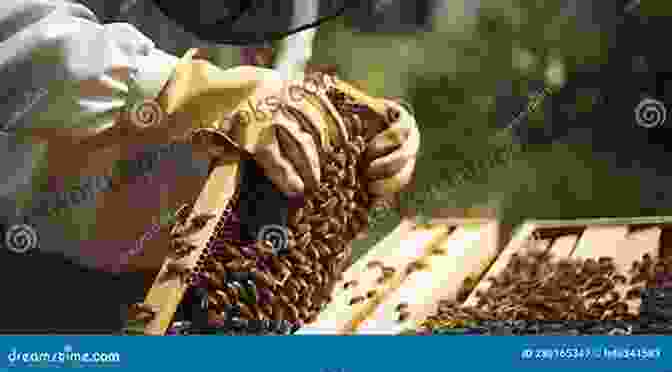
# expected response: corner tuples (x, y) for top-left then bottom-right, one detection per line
(305, 0), (660, 231)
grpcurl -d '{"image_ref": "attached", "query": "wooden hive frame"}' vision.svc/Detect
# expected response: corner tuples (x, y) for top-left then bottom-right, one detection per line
(131, 152), (242, 335)
(462, 216), (672, 317)
(298, 218), (501, 335)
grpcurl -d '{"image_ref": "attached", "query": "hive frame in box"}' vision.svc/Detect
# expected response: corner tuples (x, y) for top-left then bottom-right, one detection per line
(462, 216), (672, 315)
(298, 218), (501, 335)
(134, 151), (242, 335)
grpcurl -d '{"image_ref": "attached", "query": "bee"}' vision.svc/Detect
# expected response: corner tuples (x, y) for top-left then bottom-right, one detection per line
(313, 270), (325, 285)
(343, 280), (358, 289)
(205, 272), (224, 289)
(278, 293), (291, 305)
(286, 304), (300, 321)
(277, 270), (291, 286)
(295, 276), (309, 291)
(129, 303), (158, 322)
(625, 286), (643, 300)
(170, 212), (216, 238)
(299, 307), (312, 321)
(285, 286), (299, 303)
(307, 244), (321, 260)
(349, 296), (366, 305)
(288, 249), (308, 265)
(431, 247), (447, 255)
(406, 261), (429, 274)
(295, 223), (312, 235)
(218, 242), (243, 259)
(602, 291), (621, 308)
(295, 264), (313, 275)
(171, 239), (197, 257)
(254, 270), (276, 289)
(296, 232), (312, 251)
(381, 266), (396, 278)
(191, 212), (217, 229)
(255, 240), (275, 256)
(324, 163), (340, 176)
(238, 303), (255, 319)
(346, 114), (363, 138)
(289, 209), (304, 227)
(344, 141), (360, 157)
(173, 203), (193, 226)
(212, 261), (227, 277)
(163, 261), (191, 282)
(397, 311), (410, 323)
(314, 221), (331, 236)
(263, 303), (274, 318)
(215, 289), (231, 305)
(321, 197), (339, 215)
(225, 260), (245, 272)
(395, 303), (409, 312)
(330, 151), (347, 168)
(365, 260), (383, 270)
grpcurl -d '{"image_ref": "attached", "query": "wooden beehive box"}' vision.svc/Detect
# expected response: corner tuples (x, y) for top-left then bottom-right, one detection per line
(297, 217), (501, 334)
(462, 216), (672, 316)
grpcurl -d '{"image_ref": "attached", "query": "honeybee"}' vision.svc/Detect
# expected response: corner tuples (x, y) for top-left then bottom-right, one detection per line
(343, 280), (358, 289)
(191, 212), (217, 229)
(163, 261), (191, 282)
(129, 303), (158, 322)
(349, 296), (365, 305)
(171, 239), (196, 257)
(397, 311), (411, 323)
(173, 203), (193, 227)
(395, 303), (409, 312)
(365, 260), (383, 270)
(171, 212), (216, 238)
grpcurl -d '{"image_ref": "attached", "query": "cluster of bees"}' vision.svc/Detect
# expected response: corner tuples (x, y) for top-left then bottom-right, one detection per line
(129, 77), (400, 333)
(421, 250), (671, 331)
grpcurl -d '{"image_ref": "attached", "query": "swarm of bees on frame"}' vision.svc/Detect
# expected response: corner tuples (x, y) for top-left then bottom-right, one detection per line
(128, 71), (402, 333)
(419, 247), (672, 332)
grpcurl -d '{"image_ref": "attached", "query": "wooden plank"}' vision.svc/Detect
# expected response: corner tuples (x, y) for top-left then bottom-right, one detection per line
(572, 225), (629, 257)
(528, 216), (672, 229)
(297, 221), (451, 334)
(571, 225), (661, 315)
(547, 234), (579, 260)
(355, 221), (500, 334)
(140, 153), (241, 335)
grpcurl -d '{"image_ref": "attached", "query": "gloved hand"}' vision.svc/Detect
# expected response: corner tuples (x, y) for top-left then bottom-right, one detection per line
(363, 99), (420, 196)
(166, 49), (321, 197)
(258, 72), (421, 197)
(309, 76), (421, 196)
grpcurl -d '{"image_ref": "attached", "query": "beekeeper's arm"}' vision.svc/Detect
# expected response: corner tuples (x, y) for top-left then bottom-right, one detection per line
(0, 0), (320, 195)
